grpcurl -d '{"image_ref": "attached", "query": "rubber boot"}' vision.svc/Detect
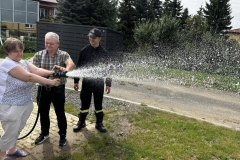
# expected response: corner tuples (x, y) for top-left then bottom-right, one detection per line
(95, 112), (106, 132)
(73, 112), (88, 132)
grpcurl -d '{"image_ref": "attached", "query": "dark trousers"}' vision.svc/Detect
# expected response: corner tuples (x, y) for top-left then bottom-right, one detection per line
(37, 85), (67, 136)
(80, 78), (104, 111)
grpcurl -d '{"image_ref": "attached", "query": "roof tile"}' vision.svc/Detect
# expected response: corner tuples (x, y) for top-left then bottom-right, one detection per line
(228, 28), (240, 33)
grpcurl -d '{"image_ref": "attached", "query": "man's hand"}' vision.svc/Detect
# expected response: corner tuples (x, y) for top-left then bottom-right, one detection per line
(53, 65), (66, 72)
(105, 86), (111, 94)
(74, 83), (79, 91)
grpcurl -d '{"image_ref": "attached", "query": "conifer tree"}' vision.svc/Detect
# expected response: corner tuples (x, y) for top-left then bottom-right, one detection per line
(134, 0), (148, 23)
(54, 0), (84, 25)
(117, 0), (136, 41)
(197, 5), (204, 15)
(162, 0), (182, 18)
(203, 0), (233, 33)
(181, 8), (189, 27)
(162, 0), (172, 16)
(147, 0), (162, 22)
(54, 0), (117, 28)
(171, 0), (183, 18)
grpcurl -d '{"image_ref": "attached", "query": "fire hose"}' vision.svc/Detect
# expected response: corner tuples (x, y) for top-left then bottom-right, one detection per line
(17, 68), (68, 140)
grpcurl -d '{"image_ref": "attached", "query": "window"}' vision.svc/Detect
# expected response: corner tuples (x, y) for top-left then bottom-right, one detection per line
(25, 24), (33, 28)
(40, 8), (49, 19)
(53, 8), (58, 16)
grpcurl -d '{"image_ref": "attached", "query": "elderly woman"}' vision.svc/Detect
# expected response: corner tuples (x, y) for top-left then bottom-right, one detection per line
(0, 38), (60, 160)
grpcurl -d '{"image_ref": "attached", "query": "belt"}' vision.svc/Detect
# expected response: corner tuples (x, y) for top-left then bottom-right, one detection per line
(40, 85), (64, 91)
(45, 85), (56, 91)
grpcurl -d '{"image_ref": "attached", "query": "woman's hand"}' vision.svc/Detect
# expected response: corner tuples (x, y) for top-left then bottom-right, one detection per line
(49, 70), (55, 75)
(52, 78), (60, 86)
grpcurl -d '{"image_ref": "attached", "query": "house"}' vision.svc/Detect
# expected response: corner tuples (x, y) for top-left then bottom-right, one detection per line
(33, 0), (58, 23)
(1, 0), (57, 37)
(226, 28), (240, 43)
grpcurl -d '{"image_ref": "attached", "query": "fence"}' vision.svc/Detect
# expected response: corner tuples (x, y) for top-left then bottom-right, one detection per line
(36, 22), (124, 64)
(1, 29), (36, 38)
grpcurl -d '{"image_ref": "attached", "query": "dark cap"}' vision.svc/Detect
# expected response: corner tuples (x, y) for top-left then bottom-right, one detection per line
(87, 28), (101, 38)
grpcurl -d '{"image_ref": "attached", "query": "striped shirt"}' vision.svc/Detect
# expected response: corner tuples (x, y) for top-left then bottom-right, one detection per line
(33, 49), (72, 85)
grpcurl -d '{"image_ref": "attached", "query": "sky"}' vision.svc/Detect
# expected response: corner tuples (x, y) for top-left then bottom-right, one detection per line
(180, 0), (240, 29)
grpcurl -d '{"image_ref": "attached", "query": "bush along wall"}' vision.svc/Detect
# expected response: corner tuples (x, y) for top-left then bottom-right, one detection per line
(0, 37), (36, 57)
(0, 45), (4, 57)
(23, 37), (36, 53)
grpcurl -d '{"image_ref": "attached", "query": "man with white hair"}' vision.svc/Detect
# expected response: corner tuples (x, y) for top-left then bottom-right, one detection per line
(33, 32), (75, 146)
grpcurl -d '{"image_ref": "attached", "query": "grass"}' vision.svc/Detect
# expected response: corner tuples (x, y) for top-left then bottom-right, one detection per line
(116, 62), (240, 93)
(22, 53), (35, 59)
(59, 100), (240, 160)
(65, 103), (79, 116)
(0, 52), (34, 59)
(164, 68), (240, 92)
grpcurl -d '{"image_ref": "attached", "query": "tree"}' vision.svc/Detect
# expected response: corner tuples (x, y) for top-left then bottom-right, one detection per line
(134, 15), (181, 45)
(162, 0), (182, 18)
(184, 14), (207, 41)
(197, 5), (204, 15)
(133, 0), (148, 23)
(147, 0), (162, 22)
(134, 0), (163, 23)
(203, 0), (233, 34)
(54, 0), (84, 25)
(171, 0), (183, 18)
(90, 0), (118, 28)
(180, 8), (189, 27)
(117, 0), (136, 42)
(162, 0), (171, 15)
(54, 0), (117, 29)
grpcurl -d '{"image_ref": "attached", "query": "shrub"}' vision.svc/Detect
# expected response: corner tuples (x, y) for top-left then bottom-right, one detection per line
(0, 38), (6, 56)
(134, 15), (181, 46)
(1, 24), (7, 31)
(23, 37), (36, 53)
(0, 45), (4, 58)
(0, 37), (36, 56)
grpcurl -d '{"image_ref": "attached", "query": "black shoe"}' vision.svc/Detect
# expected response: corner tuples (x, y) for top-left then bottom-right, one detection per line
(35, 134), (49, 145)
(59, 134), (67, 146)
(95, 123), (106, 133)
(73, 121), (86, 132)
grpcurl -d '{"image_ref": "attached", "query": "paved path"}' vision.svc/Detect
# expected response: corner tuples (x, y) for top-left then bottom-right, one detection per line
(0, 103), (99, 160)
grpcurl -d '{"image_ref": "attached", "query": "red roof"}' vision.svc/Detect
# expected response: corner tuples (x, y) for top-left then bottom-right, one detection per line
(40, 3), (56, 7)
(228, 28), (240, 34)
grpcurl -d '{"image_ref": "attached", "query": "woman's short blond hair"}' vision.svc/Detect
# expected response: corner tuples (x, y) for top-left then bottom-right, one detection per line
(4, 37), (24, 54)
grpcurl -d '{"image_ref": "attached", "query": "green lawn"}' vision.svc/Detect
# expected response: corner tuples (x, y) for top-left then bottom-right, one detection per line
(114, 62), (240, 93)
(22, 53), (35, 59)
(58, 100), (240, 160)
(0, 53), (34, 59)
